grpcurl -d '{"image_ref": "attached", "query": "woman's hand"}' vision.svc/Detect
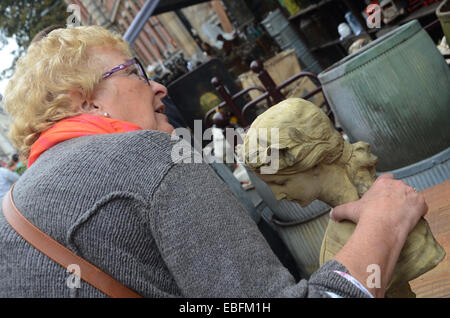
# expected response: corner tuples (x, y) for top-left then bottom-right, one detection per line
(331, 173), (429, 297)
(330, 173), (428, 237)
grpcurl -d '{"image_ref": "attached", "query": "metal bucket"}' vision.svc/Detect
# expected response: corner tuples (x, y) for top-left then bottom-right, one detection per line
(261, 9), (290, 36)
(380, 146), (450, 190)
(318, 20), (450, 172)
(273, 25), (299, 48)
(261, 9), (322, 74)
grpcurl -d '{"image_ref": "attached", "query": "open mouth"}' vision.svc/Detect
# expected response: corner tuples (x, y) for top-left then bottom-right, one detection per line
(155, 104), (165, 114)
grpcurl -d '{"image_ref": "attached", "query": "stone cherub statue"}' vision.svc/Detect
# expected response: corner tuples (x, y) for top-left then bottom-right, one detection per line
(237, 98), (445, 298)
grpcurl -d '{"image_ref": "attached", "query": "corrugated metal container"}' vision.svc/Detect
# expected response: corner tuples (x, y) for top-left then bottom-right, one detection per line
(261, 9), (290, 35)
(273, 26), (298, 48)
(274, 214), (329, 278)
(380, 146), (450, 190)
(318, 20), (450, 172)
(261, 9), (322, 75)
(290, 38), (323, 74)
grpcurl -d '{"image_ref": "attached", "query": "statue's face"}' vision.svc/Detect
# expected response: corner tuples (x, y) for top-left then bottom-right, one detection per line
(257, 141), (378, 207)
(257, 167), (322, 207)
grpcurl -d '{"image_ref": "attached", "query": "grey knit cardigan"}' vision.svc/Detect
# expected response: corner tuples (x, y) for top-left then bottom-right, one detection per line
(0, 130), (368, 298)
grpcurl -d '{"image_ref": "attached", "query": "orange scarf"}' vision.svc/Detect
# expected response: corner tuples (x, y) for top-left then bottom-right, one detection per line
(28, 114), (142, 167)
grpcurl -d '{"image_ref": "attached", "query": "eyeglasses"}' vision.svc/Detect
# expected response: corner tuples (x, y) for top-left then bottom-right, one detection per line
(102, 57), (150, 86)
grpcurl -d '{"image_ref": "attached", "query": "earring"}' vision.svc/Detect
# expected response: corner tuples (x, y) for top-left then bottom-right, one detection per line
(104, 112), (110, 118)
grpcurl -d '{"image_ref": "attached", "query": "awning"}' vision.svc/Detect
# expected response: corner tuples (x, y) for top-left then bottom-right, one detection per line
(153, 0), (212, 15)
(125, 0), (212, 45)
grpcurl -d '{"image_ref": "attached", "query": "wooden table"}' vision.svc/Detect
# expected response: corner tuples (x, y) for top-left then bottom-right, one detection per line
(410, 179), (450, 298)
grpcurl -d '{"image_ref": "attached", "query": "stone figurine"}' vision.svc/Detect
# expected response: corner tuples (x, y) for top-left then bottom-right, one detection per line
(237, 98), (445, 298)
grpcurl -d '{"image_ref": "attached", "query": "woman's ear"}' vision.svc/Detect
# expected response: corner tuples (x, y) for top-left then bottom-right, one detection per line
(67, 89), (100, 114)
(67, 89), (88, 112)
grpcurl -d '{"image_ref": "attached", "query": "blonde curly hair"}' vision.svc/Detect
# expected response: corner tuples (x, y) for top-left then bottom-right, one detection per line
(4, 26), (131, 161)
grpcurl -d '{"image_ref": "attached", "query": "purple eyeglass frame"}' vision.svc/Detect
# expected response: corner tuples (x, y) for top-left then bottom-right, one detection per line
(101, 57), (150, 86)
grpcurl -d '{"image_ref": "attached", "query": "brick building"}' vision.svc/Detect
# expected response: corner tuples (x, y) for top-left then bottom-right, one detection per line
(65, 0), (200, 71)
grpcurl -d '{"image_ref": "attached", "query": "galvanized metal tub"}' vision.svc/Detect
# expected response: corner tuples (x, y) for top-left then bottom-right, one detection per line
(261, 9), (290, 36)
(261, 9), (322, 74)
(318, 20), (450, 172)
(272, 214), (329, 278)
(380, 146), (450, 190)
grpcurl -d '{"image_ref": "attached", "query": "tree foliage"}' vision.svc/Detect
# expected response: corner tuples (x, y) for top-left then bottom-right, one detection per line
(0, 0), (69, 80)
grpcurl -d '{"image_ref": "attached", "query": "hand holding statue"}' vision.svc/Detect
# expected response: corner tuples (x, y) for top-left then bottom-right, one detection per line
(331, 173), (427, 237)
(238, 98), (445, 297)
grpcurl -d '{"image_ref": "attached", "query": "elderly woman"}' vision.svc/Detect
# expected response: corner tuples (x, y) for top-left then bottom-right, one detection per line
(0, 26), (426, 298)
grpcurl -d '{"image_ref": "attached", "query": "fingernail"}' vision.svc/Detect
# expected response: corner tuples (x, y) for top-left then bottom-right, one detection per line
(329, 208), (334, 220)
